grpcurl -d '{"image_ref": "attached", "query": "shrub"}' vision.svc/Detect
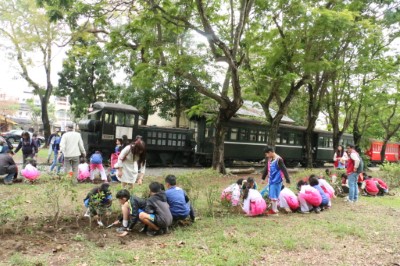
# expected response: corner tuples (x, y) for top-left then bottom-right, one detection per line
(35, 178), (78, 228)
(379, 162), (400, 188)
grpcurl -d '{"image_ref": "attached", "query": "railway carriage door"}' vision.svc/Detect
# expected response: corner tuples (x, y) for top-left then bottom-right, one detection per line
(102, 110), (115, 141)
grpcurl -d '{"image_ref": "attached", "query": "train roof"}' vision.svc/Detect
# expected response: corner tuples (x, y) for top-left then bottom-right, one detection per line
(92, 102), (140, 113)
(237, 101), (295, 124)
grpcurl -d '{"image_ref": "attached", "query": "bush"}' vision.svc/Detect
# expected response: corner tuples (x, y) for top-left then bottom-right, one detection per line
(34, 178), (78, 228)
(379, 162), (400, 188)
(0, 194), (22, 232)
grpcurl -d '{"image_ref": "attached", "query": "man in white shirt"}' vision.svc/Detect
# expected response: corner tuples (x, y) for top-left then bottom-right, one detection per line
(59, 124), (86, 182)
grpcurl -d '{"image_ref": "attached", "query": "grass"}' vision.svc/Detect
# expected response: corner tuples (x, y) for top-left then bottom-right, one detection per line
(1, 150), (400, 265)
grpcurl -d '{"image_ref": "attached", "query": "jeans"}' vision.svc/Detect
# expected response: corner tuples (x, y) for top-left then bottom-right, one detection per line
(49, 152), (61, 173)
(64, 156), (79, 181)
(348, 172), (358, 202)
(3, 173), (14, 184)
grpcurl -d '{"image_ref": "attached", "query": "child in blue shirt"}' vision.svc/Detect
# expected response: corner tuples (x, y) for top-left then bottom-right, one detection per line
(165, 175), (195, 222)
(90, 151), (108, 183)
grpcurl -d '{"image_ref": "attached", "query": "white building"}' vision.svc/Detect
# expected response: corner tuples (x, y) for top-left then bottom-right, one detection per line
(0, 88), (72, 133)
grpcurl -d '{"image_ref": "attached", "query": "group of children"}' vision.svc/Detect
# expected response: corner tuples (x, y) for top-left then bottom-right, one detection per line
(221, 169), (390, 217)
(83, 174), (195, 237)
(16, 151), (110, 184)
(222, 173), (335, 215)
(339, 171), (389, 197)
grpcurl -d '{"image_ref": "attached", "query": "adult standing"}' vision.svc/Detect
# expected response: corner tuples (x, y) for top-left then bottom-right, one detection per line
(14, 131), (38, 168)
(0, 150), (18, 185)
(59, 124), (86, 182)
(115, 138), (146, 190)
(47, 129), (59, 163)
(261, 146), (291, 215)
(345, 144), (360, 203)
(333, 145), (347, 169)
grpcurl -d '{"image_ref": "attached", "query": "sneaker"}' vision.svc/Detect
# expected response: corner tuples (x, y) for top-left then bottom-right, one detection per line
(299, 211), (310, 214)
(139, 226), (148, 233)
(162, 227), (170, 234)
(116, 227), (129, 233)
(146, 230), (161, 237)
(84, 209), (91, 217)
(267, 209), (279, 216)
(312, 207), (321, 214)
(97, 220), (104, 227)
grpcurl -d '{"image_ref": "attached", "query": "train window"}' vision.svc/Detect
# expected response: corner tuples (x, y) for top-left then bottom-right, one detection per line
(318, 137), (324, 147)
(289, 133), (295, 145)
(296, 134), (302, 145)
(104, 111), (113, 124)
(182, 134), (186, 140)
(258, 131), (265, 142)
(281, 133), (288, 144)
(329, 138), (333, 148)
(230, 128), (238, 140)
(276, 133), (281, 144)
(125, 114), (135, 126)
(115, 112), (124, 126)
(239, 129), (247, 141)
(249, 130), (257, 142)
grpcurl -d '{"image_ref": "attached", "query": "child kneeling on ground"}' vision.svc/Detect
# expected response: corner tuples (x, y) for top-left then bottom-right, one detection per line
(112, 189), (147, 236)
(21, 159), (40, 183)
(84, 183), (112, 226)
(139, 182), (173, 236)
(242, 178), (267, 216)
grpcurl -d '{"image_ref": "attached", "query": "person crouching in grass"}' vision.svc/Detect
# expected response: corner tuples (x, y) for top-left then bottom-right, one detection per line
(165, 175), (195, 223)
(84, 183), (112, 227)
(112, 189), (147, 237)
(139, 182), (173, 236)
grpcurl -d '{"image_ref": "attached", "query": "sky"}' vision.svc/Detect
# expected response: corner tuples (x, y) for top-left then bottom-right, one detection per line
(0, 44), (68, 96)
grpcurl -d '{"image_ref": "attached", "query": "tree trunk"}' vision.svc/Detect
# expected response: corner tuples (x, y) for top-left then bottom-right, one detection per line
(332, 129), (344, 152)
(141, 113), (148, 125)
(380, 140), (388, 164)
(175, 89), (181, 128)
(212, 112), (227, 174)
(304, 128), (313, 168)
(41, 98), (51, 143)
(267, 114), (283, 146)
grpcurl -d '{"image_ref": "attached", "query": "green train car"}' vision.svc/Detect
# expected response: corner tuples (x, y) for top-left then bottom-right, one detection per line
(194, 117), (353, 167)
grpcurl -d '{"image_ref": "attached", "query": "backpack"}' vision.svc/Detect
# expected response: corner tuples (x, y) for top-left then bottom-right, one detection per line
(356, 153), (364, 174)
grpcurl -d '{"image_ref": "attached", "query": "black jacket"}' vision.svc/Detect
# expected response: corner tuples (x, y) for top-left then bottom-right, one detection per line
(0, 154), (17, 175)
(14, 138), (38, 156)
(145, 191), (173, 227)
